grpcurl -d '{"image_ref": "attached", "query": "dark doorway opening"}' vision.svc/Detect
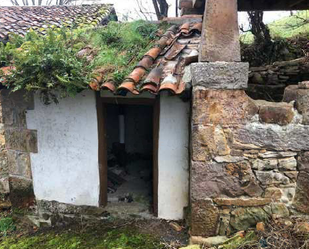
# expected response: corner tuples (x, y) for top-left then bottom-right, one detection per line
(96, 96), (159, 217)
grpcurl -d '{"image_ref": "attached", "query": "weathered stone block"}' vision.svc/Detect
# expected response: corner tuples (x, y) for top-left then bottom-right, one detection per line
(283, 85), (299, 103)
(278, 157), (297, 171)
(191, 161), (262, 199)
(0, 177), (9, 194)
(9, 176), (35, 208)
(214, 197), (271, 207)
(295, 89), (309, 125)
(5, 129), (37, 153)
(299, 81), (309, 89)
(233, 123), (309, 151)
(294, 172), (309, 214)
(258, 151), (297, 159)
(0, 151), (9, 173)
(252, 158), (278, 171)
(192, 89), (258, 126)
(230, 207), (271, 231)
(264, 187), (283, 201)
(255, 171), (290, 185)
(281, 186), (296, 204)
(256, 100), (294, 126)
(191, 199), (219, 237)
(192, 125), (230, 161)
(298, 152), (309, 172)
(283, 171), (299, 182)
(191, 161), (245, 199)
(198, 0), (240, 62)
(7, 150), (32, 178)
(191, 62), (249, 89)
(271, 203), (289, 218)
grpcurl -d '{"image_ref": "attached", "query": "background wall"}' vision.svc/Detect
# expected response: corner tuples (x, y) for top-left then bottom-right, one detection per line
(158, 93), (190, 220)
(26, 90), (100, 207)
(125, 105), (153, 155)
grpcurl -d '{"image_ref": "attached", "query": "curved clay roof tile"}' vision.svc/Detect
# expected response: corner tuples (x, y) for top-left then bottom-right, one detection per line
(145, 47), (162, 60)
(117, 81), (139, 95)
(180, 22), (190, 34)
(190, 22), (203, 33)
(143, 67), (163, 86)
(137, 56), (154, 70)
(101, 82), (116, 92)
(127, 67), (146, 84)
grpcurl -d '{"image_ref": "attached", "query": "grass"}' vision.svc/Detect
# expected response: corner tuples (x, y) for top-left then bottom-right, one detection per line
(0, 218), (15, 237)
(0, 227), (164, 249)
(241, 10), (309, 44)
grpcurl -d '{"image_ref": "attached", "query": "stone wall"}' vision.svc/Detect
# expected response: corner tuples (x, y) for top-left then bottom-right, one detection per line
(0, 90), (36, 208)
(190, 62), (309, 238)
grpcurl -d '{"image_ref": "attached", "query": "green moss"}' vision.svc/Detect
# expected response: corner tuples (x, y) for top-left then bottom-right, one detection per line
(0, 227), (164, 249)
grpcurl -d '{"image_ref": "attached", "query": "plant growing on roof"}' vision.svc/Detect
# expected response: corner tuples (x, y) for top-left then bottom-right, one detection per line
(0, 20), (162, 104)
(1, 28), (90, 104)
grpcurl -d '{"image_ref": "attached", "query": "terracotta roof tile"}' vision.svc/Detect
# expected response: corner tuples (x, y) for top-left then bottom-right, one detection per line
(0, 4), (114, 41)
(92, 20), (202, 96)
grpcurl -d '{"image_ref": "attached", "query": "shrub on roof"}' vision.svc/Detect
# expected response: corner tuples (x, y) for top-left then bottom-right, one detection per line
(0, 20), (160, 104)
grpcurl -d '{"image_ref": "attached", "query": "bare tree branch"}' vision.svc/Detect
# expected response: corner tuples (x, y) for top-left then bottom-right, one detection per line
(9, 0), (74, 5)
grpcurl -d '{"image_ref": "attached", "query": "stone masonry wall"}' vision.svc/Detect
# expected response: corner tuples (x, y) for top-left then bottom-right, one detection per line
(0, 90), (36, 208)
(190, 62), (309, 238)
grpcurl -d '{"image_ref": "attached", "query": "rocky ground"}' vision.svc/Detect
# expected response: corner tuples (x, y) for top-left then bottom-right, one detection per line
(0, 207), (309, 249)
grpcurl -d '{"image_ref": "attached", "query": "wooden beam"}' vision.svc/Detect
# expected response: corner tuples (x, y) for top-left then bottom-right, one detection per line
(199, 0), (241, 62)
(238, 0), (309, 11)
(96, 93), (108, 207)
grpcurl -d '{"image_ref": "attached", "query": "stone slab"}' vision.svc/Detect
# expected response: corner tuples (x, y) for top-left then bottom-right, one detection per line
(233, 123), (309, 151)
(191, 161), (262, 199)
(294, 172), (309, 214)
(5, 128), (38, 153)
(191, 62), (249, 89)
(192, 89), (258, 126)
(190, 199), (219, 237)
(214, 198), (272, 207)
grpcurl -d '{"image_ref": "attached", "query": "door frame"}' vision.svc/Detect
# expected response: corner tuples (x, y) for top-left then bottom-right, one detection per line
(96, 93), (160, 216)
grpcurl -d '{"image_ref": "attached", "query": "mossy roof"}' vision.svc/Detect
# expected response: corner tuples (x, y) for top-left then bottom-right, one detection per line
(0, 4), (115, 42)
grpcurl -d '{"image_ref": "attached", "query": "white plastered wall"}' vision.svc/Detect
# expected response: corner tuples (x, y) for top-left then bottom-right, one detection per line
(158, 92), (190, 220)
(26, 90), (100, 206)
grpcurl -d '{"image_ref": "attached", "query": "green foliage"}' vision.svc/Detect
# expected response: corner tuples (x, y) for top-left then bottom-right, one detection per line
(241, 11), (309, 44)
(1, 28), (90, 104)
(0, 218), (16, 236)
(0, 20), (159, 104)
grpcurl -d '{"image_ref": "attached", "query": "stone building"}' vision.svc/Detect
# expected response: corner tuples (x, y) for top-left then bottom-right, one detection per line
(0, 0), (309, 239)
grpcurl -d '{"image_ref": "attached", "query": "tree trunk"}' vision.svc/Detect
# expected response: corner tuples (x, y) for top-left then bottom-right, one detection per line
(248, 11), (272, 45)
(152, 0), (169, 20)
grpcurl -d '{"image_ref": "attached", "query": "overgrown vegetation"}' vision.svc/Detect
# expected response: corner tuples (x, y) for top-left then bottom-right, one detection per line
(0, 218), (15, 237)
(241, 11), (309, 67)
(0, 21), (159, 104)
